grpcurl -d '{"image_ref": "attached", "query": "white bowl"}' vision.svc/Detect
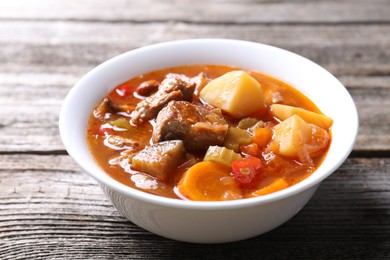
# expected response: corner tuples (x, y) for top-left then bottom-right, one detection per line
(59, 39), (358, 243)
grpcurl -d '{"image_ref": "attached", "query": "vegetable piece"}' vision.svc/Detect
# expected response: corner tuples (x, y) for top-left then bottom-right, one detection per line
(107, 99), (135, 113)
(232, 157), (263, 188)
(252, 127), (273, 147)
(270, 104), (333, 129)
(240, 143), (261, 158)
(248, 121), (265, 134)
(305, 124), (331, 156)
(270, 115), (312, 159)
(177, 161), (243, 201)
(116, 84), (133, 97)
(249, 177), (289, 196)
(110, 118), (131, 129)
(131, 140), (185, 181)
(204, 146), (242, 168)
(93, 98), (109, 118)
(199, 71), (265, 118)
(98, 126), (113, 135)
(237, 118), (259, 129)
(223, 127), (252, 152)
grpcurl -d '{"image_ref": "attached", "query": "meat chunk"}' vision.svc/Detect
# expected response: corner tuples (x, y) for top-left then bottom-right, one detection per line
(152, 101), (229, 150)
(131, 140), (185, 181)
(130, 90), (183, 125)
(159, 74), (195, 100)
(130, 74), (196, 125)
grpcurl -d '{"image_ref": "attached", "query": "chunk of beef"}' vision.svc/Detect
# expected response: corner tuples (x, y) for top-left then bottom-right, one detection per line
(130, 90), (183, 125)
(152, 101), (229, 150)
(130, 74), (196, 125)
(131, 140), (185, 181)
(159, 74), (195, 100)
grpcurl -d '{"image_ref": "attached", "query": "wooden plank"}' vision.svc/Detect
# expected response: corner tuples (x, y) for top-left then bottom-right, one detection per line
(0, 155), (389, 258)
(1, 22), (389, 76)
(2, 21), (389, 47)
(0, 0), (389, 23)
(0, 22), (388, 152)
(1, 0), (388, 258)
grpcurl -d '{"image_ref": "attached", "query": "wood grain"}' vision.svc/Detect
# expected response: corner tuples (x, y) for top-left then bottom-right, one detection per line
(1, 0), (389, 258)
(0, 0), (389, 24)
(0, 21), (389, 152)
(0, 155), (389, 259)
(1, 22), (389, 76)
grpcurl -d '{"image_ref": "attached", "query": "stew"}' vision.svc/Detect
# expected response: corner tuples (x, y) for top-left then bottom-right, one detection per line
(87, 65), (332, 201)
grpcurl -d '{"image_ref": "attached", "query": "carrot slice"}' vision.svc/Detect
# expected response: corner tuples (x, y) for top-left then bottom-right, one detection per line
(248, 177), (289, 197)
(177, 161), (243, 201)
(252, 127), (272, 147)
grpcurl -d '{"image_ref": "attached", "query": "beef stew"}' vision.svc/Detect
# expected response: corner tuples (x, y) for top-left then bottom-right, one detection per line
(87, 64), (332, 201)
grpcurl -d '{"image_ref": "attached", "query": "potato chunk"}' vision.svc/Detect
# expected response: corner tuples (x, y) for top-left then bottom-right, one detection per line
(270, 104), (333, 129)
(199, 71), (265, 118)
(270, 115), (312, 159)
(132, 140), (185, 181)
(270, 114), (330, 162)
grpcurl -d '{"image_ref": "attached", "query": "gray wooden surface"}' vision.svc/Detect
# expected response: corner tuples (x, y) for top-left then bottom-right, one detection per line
(1, 0), (389, 259)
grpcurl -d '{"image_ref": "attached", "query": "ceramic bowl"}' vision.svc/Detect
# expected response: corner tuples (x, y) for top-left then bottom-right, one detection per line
(59, 39), (358, 243)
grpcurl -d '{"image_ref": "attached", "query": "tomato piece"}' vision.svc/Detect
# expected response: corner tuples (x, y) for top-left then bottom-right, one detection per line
(115, 85), (133, 97)
(99, 126), (113, 135)
(240, 143), (261, 158)
(232, 157), (263, 187)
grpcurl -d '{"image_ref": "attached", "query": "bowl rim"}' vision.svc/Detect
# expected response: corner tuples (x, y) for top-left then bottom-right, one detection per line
(59, 38), (359, 210)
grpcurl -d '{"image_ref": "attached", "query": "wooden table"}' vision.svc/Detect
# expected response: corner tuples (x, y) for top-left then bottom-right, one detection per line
(1, 0), (389, 258)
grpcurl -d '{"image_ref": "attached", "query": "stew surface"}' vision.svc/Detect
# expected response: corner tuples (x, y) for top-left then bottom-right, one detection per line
(87, 64), (332, 201)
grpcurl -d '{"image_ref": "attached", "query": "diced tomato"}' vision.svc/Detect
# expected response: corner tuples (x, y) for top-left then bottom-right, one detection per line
(240, 143), (261, 158)
(232, 157), (263, 188)
(115, 85), (133, 97)
(98, 126), (113, 135)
